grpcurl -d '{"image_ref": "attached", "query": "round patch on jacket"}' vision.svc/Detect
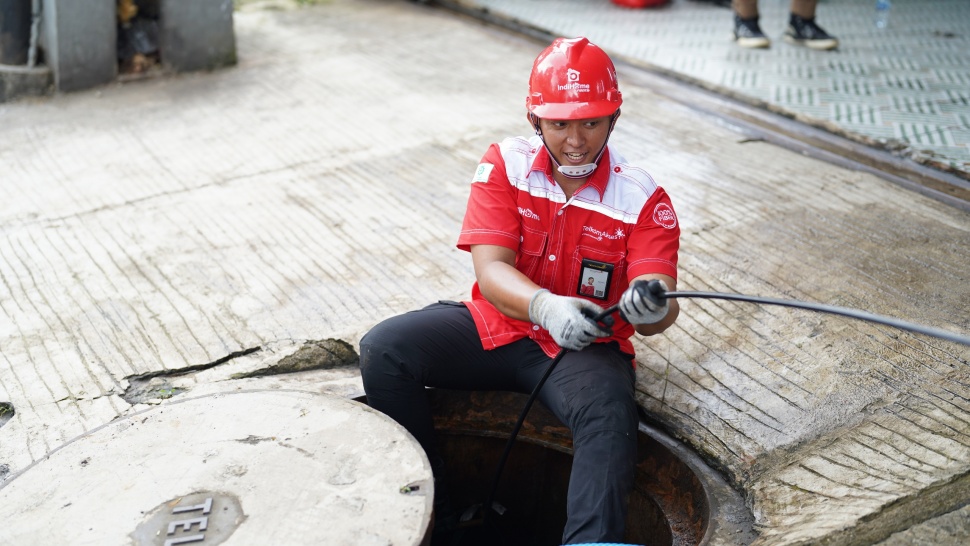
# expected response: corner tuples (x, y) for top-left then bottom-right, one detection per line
(653, 202), (677, 229)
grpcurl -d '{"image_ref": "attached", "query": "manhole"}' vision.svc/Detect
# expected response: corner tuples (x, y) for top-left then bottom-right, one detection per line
(0, 391), (434, 545)
(360, 389), (754, 546)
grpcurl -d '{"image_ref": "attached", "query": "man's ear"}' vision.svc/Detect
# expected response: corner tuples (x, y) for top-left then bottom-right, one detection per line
(527, 113), (542, 135)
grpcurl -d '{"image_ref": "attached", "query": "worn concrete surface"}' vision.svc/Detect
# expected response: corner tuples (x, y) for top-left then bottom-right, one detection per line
(0, 0), (969, 544)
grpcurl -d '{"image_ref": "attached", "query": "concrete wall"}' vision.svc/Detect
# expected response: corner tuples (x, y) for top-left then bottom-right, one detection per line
(160, 0), (236, 73)
(36, 0), (235, 96)
(0, 0), (32, 65)
(42, 0), (116, 92)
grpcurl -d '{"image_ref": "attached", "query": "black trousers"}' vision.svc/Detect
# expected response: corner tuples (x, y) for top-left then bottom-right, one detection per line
(359, 302), (638, 544)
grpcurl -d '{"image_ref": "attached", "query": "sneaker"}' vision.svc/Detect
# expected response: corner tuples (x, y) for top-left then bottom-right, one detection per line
(733, 15), (770, 48)
(784, 14), (839, 50)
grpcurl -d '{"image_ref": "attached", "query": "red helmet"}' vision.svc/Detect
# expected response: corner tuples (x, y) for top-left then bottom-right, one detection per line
(526, 37), (622, 120)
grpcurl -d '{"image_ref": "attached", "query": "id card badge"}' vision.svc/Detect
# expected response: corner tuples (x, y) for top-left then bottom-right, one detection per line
(576, 258), (614, 300)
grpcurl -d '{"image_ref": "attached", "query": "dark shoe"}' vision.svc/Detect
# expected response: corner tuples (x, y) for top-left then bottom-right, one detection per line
(733, 14), (770, 48)
(784, 14), (839, 50)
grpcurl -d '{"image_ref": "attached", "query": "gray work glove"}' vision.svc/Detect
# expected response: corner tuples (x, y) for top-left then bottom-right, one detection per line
(528, 289), (611, 351)
(619, 279), (669, 325)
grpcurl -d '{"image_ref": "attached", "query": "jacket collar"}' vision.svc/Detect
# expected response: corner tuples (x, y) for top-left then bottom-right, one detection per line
(532, 146), (611, 201)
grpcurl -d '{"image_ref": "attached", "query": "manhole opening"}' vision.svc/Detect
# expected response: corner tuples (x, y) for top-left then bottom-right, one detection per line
(359, 390), (712, 546)
(0, 402), (14, 429)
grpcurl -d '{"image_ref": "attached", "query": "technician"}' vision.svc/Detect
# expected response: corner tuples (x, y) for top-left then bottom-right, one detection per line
(360, 36), (681, 544)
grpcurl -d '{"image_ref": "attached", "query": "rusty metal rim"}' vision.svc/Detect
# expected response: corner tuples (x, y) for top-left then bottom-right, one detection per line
(635, 419), (757, 546)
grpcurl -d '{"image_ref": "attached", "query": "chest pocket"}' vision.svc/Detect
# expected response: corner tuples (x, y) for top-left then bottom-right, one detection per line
(570, 245), (627, 303)
(515, 225), (548, 280)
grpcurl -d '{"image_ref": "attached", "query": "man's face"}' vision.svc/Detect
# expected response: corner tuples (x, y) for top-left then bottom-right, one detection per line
(537, 115), (613, 171)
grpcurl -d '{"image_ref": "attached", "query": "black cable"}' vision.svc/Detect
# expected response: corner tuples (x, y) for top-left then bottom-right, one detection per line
(479, 306), (617, 529)
(664, 290), (970, 347)
(478, 347), (565, 529)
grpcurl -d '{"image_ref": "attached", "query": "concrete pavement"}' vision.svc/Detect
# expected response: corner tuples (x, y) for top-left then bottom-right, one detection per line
(1, 0), (969, 544)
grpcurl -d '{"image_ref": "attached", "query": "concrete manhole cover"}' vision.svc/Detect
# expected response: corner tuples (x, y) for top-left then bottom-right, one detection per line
(0, 390), (433, 545)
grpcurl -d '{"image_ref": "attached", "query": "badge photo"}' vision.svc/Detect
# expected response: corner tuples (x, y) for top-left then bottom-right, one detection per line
(577, 258), (614, 300)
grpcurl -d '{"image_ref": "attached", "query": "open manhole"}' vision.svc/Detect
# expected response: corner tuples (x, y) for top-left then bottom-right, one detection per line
(359, 389), (754, 546)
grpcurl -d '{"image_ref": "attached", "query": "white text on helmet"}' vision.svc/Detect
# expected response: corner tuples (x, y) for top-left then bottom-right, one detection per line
(557, 82), (590, 93)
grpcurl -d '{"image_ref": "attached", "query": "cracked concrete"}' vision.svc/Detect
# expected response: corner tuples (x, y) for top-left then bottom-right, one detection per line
(230, 339), (357, 379)
(119, 339), (355, 404)
(121, 347), (259, 403)
(0, 402), (13, 429)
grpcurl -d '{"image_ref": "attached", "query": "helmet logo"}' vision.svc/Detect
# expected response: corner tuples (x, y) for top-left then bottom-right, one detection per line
(559, 69), (590, 93)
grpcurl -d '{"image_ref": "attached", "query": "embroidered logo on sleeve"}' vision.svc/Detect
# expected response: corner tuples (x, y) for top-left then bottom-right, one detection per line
(653, 203), (678, 229)
(472, 163), (494, 183)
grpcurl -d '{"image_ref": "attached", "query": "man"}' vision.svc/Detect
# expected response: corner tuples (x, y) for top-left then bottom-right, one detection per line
(359, 37), (680, 544)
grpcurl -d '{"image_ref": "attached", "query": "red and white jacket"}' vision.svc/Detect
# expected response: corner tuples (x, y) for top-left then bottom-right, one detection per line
(457, 135), (680, 359)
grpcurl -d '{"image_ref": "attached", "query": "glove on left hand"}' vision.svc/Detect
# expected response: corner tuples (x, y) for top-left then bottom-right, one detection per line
(529, 289), (611, 351)
(619, 279), (669, 325)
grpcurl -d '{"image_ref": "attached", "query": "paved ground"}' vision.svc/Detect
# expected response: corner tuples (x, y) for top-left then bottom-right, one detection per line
(1, 0), (969, 544)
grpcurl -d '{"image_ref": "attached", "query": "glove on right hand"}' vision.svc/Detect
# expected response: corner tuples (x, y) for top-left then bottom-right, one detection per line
(528, 289), (611, 351)
(618, 279), (669, 325)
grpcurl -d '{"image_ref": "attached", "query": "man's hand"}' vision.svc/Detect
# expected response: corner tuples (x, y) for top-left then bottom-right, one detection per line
(619, 279), (669, 325)
(529, 289), (611, 351)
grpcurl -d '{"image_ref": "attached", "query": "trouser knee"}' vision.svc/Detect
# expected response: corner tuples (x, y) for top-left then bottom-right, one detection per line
(563, 363), (637, 440)
(358, 320), (412, 388)
(574, 398), (638, 441)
